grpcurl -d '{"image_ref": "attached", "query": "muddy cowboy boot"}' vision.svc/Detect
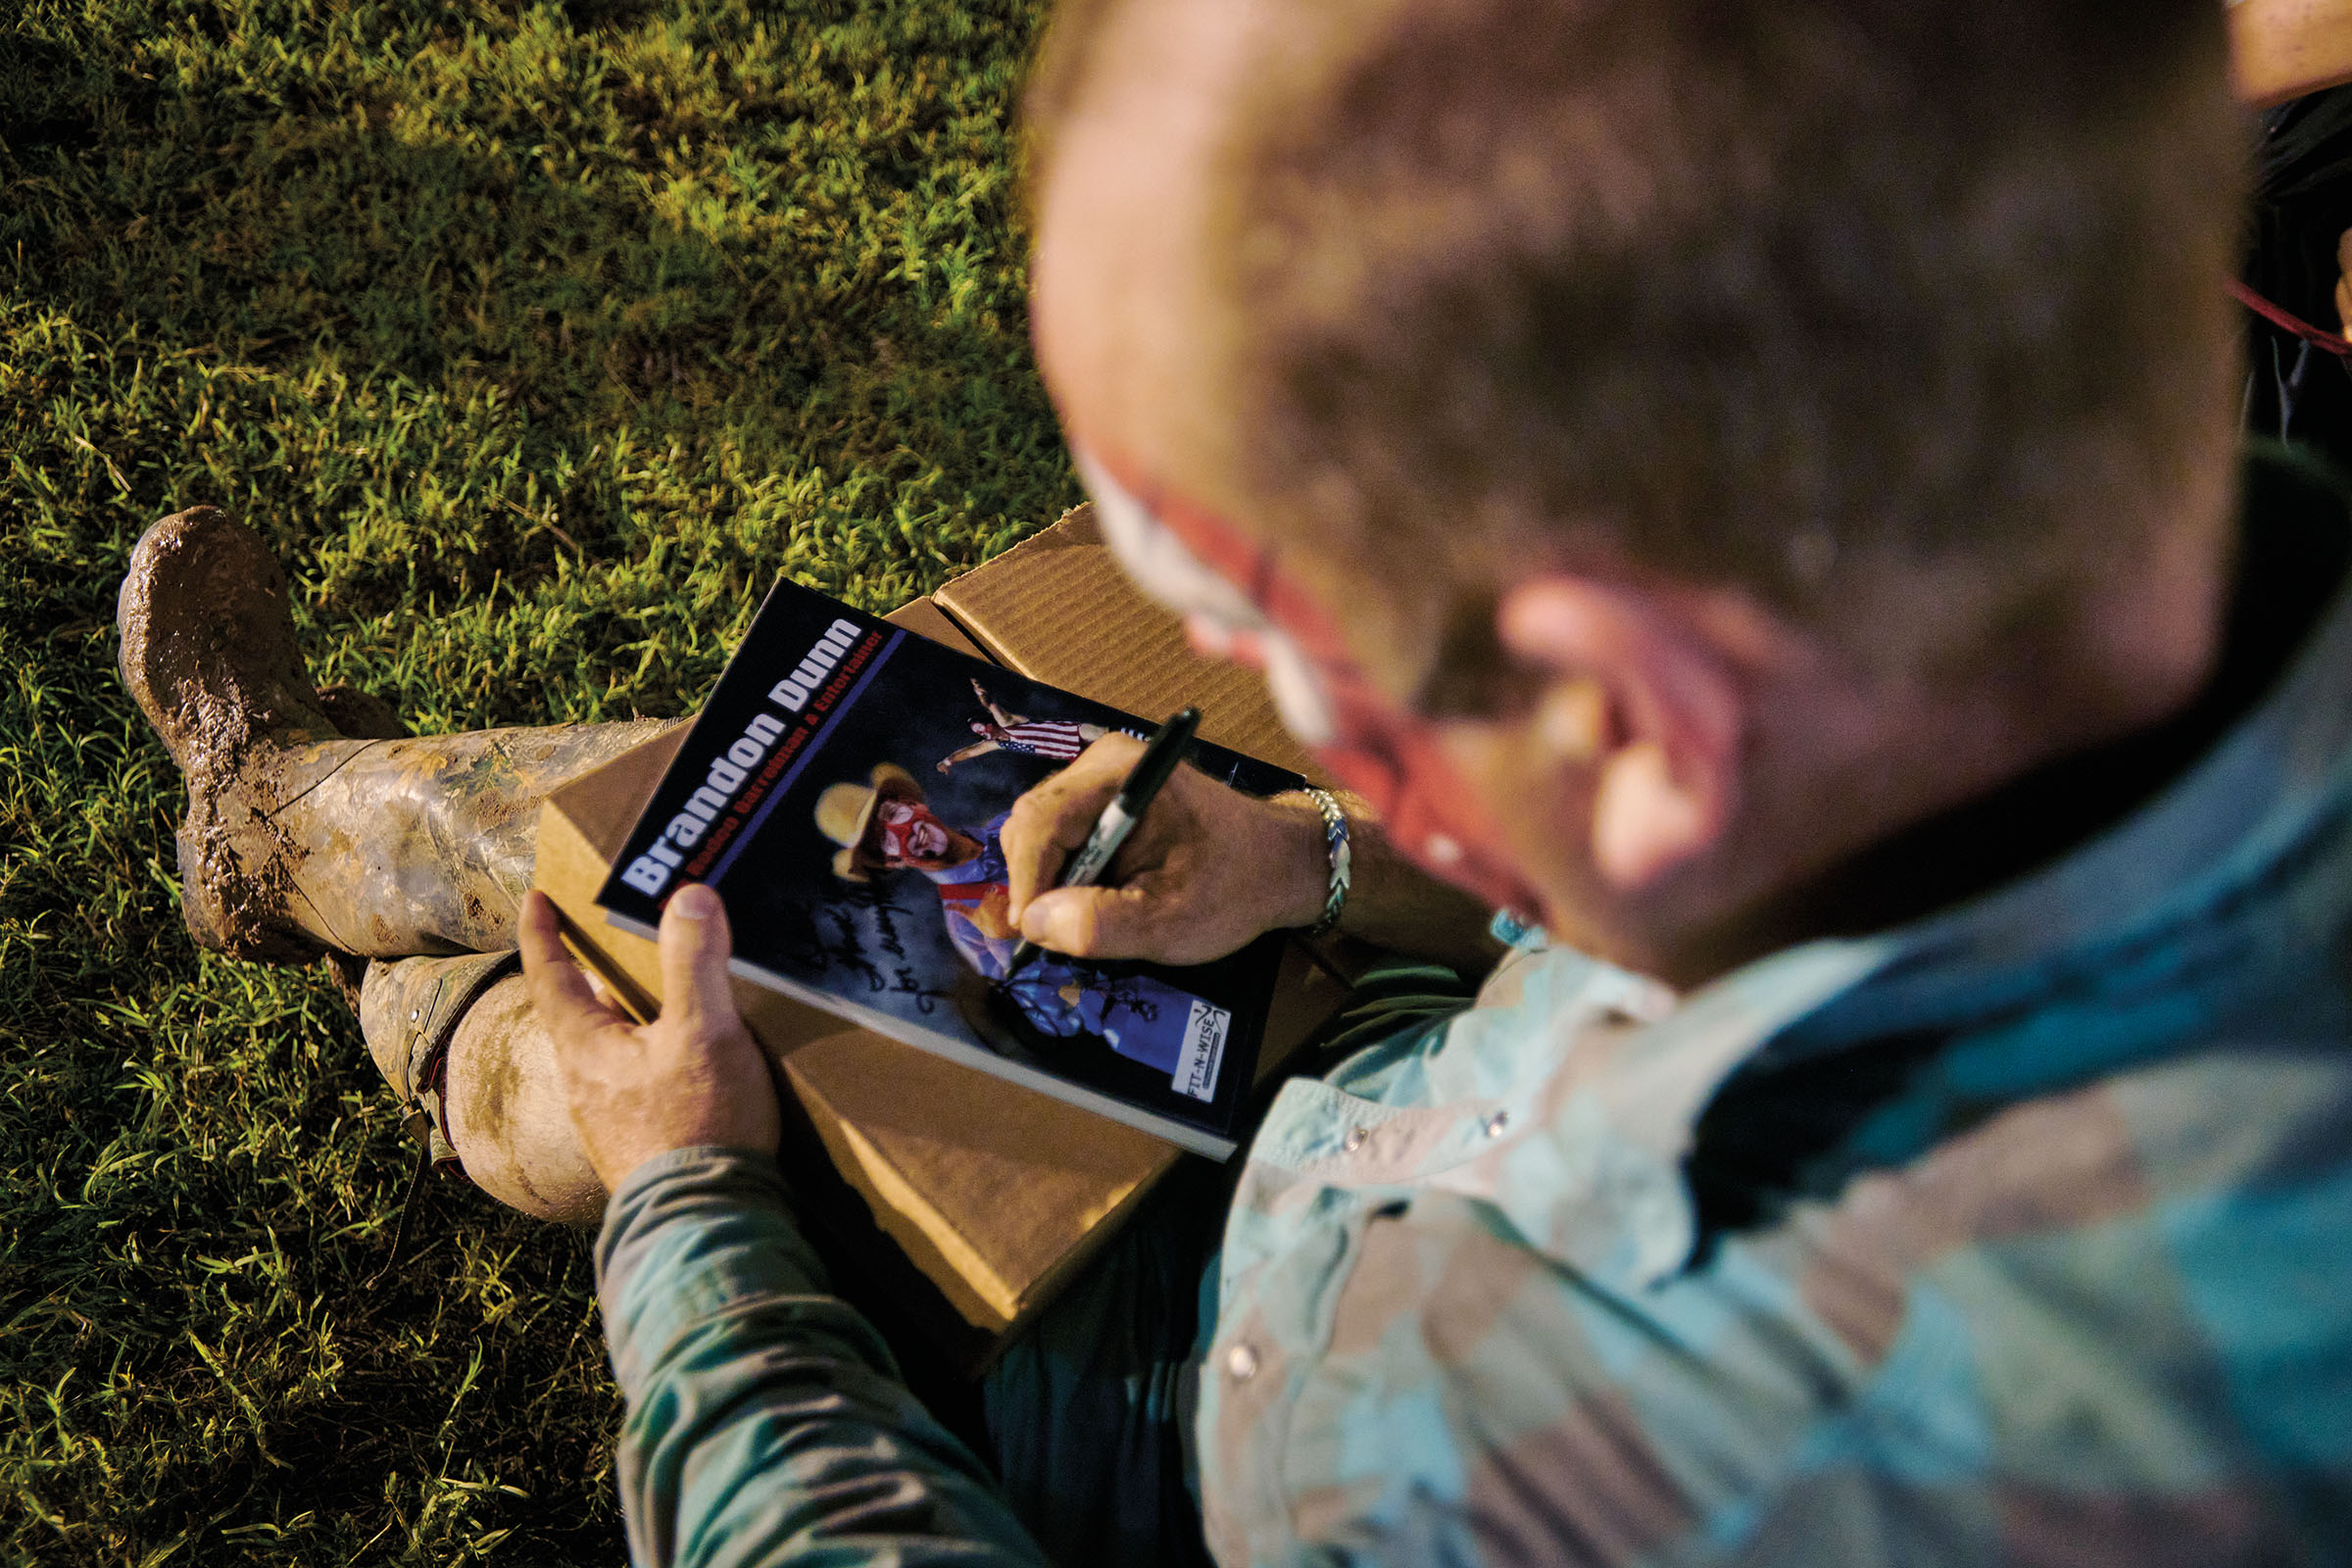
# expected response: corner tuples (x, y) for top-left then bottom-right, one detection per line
(119, 506), (673, 1223)
(118, 507), (674, 960)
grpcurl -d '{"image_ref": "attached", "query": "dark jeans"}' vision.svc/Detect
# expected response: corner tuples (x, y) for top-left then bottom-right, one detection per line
(977, 960), (1481, 1568)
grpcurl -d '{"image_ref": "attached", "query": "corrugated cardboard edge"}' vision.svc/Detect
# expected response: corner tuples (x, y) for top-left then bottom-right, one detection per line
(782, 1039), (1169, 1329)
(933, 503), (1324, 782)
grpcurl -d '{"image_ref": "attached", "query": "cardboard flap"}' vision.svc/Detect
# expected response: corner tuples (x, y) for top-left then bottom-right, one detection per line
(562, 725), (689, 868)
(782, 1029), (1166, 1316)
(934, 504), (1322, 782)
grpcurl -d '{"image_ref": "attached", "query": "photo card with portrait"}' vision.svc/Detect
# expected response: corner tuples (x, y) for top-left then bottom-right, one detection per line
(597, 576), (1303, 1156)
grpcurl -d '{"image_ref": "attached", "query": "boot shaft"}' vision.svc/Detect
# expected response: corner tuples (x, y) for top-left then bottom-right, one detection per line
(193, 717), (680, 958)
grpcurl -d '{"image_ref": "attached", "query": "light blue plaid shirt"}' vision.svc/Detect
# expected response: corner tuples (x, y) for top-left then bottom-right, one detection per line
(598, 455), (2352, 1565)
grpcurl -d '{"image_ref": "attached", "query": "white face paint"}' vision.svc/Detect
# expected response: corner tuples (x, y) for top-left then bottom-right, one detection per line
(1073, 446), (1341, 747)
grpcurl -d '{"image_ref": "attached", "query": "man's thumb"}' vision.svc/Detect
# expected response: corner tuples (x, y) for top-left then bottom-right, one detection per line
(658, 882), (737, 1030)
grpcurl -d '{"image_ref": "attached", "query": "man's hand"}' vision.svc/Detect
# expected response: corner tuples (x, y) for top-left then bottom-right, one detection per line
(1002, 734), (1331, 966)
(2231, 0), (2352, 106)
(518, 885), (781, 1194)
(2337, 229), (2352, 338)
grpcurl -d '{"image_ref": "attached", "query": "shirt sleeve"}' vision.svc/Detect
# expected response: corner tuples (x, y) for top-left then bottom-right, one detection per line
(942, 905), (1009, 982)
(596, 1147), (1051, 1568)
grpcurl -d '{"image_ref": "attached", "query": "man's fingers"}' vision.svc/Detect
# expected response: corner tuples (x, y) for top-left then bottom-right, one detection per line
(657, 882), (739, 1037)
(519, 890), (622, 1036)
(1021, 877), (1180, 961)
(1004, 736), (1142, 918)
(2338, 227), (2352, 332)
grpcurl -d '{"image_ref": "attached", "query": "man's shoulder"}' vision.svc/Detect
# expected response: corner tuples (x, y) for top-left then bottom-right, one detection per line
(1783, 1042), (2352, 1512)
(2104, 1037), (2352, 1197)
(1797, 1038), (2352, 1292)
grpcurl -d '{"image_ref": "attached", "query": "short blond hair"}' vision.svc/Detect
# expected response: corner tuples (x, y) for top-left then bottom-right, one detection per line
(1031, 0), (2245, 680)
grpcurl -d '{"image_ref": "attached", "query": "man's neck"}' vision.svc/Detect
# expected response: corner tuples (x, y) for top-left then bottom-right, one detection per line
(1659, 459), (2346, 984)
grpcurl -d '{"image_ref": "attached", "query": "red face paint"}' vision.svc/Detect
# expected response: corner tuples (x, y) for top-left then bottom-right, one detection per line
(876, 798), (956, 867)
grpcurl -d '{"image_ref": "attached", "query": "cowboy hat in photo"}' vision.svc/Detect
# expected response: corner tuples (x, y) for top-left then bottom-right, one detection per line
(813, 761), (924, 880)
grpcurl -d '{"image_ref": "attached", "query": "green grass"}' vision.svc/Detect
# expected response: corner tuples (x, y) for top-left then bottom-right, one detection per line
(0, 1), (1073, 1559)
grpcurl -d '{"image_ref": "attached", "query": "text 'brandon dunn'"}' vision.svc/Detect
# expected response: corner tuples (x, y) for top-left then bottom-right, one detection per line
(621, 616), (862, 897)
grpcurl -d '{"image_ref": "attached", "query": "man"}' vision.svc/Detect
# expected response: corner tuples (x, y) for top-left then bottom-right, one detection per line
(115, 2), (2352, 1566)
(812, 759), (1200, 1072)
(935, 677), (1115, 772)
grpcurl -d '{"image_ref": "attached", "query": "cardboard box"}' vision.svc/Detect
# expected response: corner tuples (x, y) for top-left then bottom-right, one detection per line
(932, 505), (1324, 783)
(533, 514), (1350, 1359)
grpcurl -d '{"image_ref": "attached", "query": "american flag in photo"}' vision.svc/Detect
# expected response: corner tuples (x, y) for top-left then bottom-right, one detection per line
(996, 719), (1090, 760)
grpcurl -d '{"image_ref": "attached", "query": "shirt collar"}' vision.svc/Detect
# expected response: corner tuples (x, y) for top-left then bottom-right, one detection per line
(1762, 450), (2352, 1076)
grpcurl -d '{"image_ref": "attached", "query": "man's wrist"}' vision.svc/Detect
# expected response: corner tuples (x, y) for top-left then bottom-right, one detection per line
(607, 1142), (786, 1206)
(1267, 792), (1344, 931)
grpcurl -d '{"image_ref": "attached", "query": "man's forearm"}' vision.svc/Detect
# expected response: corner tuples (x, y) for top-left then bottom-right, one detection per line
(1272, 790), (1504, 976)
(597, 1149), (1048, 1568)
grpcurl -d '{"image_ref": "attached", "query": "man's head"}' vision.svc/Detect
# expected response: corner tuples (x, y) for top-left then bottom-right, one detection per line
(1028, 0), (2246, 974)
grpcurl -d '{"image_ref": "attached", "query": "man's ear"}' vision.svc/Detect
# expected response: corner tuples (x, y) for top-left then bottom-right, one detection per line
(1496, 576), (1744, 891)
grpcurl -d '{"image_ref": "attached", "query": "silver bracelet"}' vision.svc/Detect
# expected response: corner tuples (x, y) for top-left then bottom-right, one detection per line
(1300, 787), (1351, 937)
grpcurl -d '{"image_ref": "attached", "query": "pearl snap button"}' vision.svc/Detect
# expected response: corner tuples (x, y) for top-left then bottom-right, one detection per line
(1225, 1343), (1259, 1382)
(1484, 1110), (1510, 1138)
(1343, 1126), (1367, 1152)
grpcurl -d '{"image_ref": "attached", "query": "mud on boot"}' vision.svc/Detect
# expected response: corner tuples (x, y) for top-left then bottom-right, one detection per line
(119, 507), (681, 959)
(118, 507), (361, 960)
